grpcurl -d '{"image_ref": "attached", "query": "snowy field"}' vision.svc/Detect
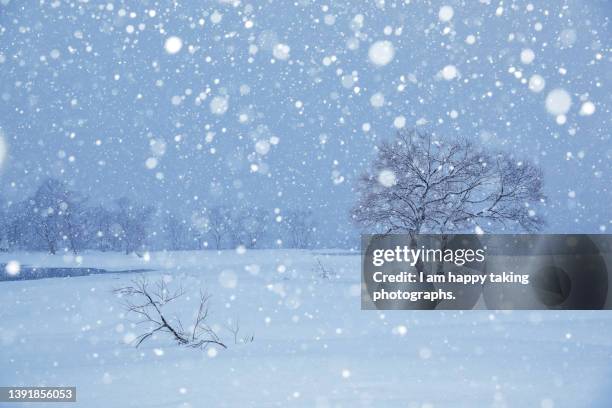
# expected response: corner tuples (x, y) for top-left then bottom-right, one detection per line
(1, 250), (612, 408)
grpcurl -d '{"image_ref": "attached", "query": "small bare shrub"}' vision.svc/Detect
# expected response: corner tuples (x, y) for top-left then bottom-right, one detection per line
(314, 258), (336, 280)
(226, 317), (255, 345)
(114, 276), (227, 350)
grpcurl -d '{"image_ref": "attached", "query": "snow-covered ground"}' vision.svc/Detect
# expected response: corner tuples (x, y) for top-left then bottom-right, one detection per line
(1, 250), (611, 407)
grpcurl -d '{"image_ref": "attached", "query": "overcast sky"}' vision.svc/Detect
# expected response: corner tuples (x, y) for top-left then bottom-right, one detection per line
(0, 0), (610, 246)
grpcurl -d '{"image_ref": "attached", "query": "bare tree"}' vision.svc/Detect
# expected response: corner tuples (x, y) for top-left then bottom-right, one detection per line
(0, 196), (7, 251)
(5, 200), (33, 250)
(28, 178), (71, 254)
(62, 191), (89, 254)
(240, 208), (268, 249)
(284, 209), (316, 248)
(114, 277), (226, 350)
(352, 129), (545, 236)
(226, 208), (268, 249)
(164, 212), (191, 250)
(226, 209), (247, 247)
(114, 197), (153, 254)
(204, 206), (230, 249)
(89, 205), (115, 251)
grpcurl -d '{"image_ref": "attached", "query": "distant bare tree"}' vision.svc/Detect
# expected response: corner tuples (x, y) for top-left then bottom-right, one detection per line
(62, 191), (89, 254)
(164, 212), (191, 250)
(0, 196), (7, 251)
(5, 200), (33, 250)
(226, 208), (268, 249)
(28, 178), (71, 254)
(240, 208), (268, 248)
(114, 197), (153, 254)
(226, 209), (246, 248)
(114, 277), (226, 350)
(284, 209), (316, 248)
(352, 129), (545, 236)
(89, 205), (115, 251)
(204, 206), (230, 249)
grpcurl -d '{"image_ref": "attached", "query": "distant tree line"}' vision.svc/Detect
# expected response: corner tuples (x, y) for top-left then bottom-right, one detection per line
(164, 206), (316, 251)
(0, 178), (317, 254)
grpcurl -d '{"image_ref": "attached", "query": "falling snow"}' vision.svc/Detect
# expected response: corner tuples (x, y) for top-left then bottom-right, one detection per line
(0, 0), (610, 406)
